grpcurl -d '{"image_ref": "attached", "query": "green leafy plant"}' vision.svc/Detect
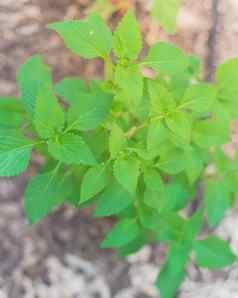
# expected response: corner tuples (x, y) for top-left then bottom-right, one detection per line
(1, 10), (238, 298)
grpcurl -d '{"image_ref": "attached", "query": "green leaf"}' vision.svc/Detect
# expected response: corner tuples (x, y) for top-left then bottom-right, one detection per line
(193, 118), (230, 148)
(114, 64), (143, 109)
(101, 218), (140, 248)
(183, 147), (204, 184)
(133, 84), (150, 121)
(166, 112), (191, 146)
(48, 13), (112, 59)
(109, 123), (127, 159)
(187, 55), (201, 75)
(148, 79), (176, 116)
(144, 42), (188, 76)
(0, 110), (22, 128)
(143, 169), (165, 210)
(34, 85), (65, 139)
(113, 156), (140, 194)
(214, 101), (233, 128)
(182, 208), (204, 242)
(80, 163), (110, 204)
(152, 0), (180, 33)
(54, 78), (87, 104)
(181, 83), (216, 114)
(113, 9), (142, 60)
(213, 147), (230, 173)
(144, 168), (163, 191)
(162, 179), (190, 212)
(24, 171), (72, 224)
(157, 146), (185, 175)
(48, 134), (97, 166)
(94, 180), (134, 217)
(169, 73), (190, 100)
(143, 188), (163, 210)
(0, 129), (32, 177)
(17, 55), (52, 115)
(83, 128), (108, 160)
(67, 86), (112, 131)
(194, 236), (237, 269)
(0, 97), (23, 112)
(117, 234), (145, 257)
(216, 57), (238, 103)
(156, 242), (190, 298)
(152, 212), (186, 241)
(205, 180), (231, 227)
(0, 97), (24, 128)
(147, 121), (168, 156)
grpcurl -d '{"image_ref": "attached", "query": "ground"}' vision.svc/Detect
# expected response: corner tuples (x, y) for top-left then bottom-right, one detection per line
(1, 1), (238, 297)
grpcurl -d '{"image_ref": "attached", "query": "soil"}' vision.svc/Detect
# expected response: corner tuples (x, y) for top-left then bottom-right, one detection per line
(1, 1), (238, 297)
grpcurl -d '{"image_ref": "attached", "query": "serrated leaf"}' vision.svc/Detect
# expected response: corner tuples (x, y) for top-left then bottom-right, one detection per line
(152, 0), (180, 33)
(156, 242), (190, 298)
(205, 180), (231, 227)
(133, 82), (150, 121)
(48, 134), (97, 166)
(157, 146), (185, 175)
(128, 146), (155, 161)
(216, 58), (238, 119)
(17, 55), (52, 115)
(142, 170), (165, 211)
(113, 9), (142, 60)
(144, 168), (163, 191)
(162, 179), (190, 212)
(194, 236), (237, 269)
(54, 78), (87, 104)
(143, 188), (164, 210)
(114, 64), (143, 110)
(184, 147), (204, 184)
(166, 112), (191, 146)
(193, 118), (230, 148)
(213, 147), (230, 173)
(109, 123), (127, 159)
(144, 42), (188, 76)
(24, 171), (72, 224)
(101, 218), (140, 248)
(147, 121), (168, 156)
(181, 83), (216, 114)
(117, 234), (145, 257)
(153, 213), (186, 241)
(0, 110), (23, 128)
(34, 85), (65, 139)
(80, 163), (110, 204)
(0, 97), (24, 128)
(148, 79), (176, 116)
(83, 128), (108, 160)
(113, 156), (140, 194)
(0, 97), (23, 112)
(182, 208), (204, 242)
(216, 57), (238, 103)
(0, 129), (32, 177)
(67, 86), (112, 131)
(169, 72), (190, 101)
(94, 180), (134, 217)
(48, 13), (112, 59)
